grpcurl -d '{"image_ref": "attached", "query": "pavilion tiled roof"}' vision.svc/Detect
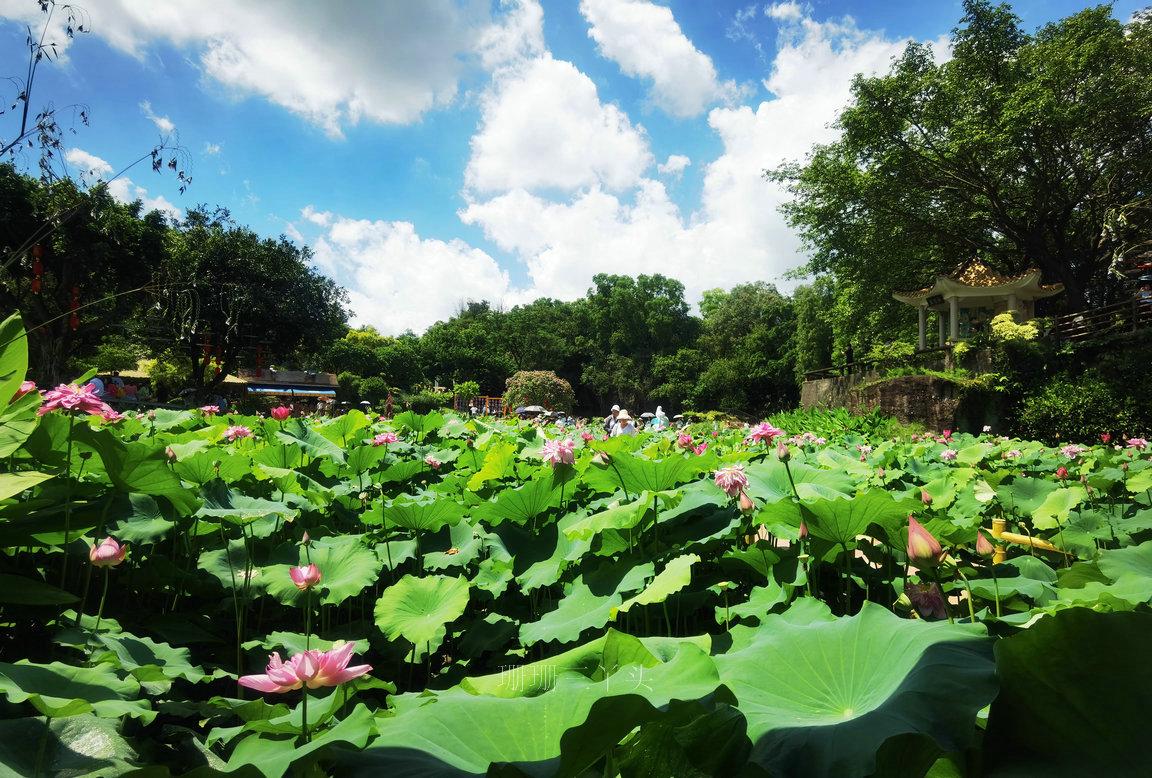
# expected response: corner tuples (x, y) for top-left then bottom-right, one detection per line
(896, 260), (1057, 298)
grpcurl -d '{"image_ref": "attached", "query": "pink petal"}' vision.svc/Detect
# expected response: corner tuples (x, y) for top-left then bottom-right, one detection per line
(238, 674), (287, 693)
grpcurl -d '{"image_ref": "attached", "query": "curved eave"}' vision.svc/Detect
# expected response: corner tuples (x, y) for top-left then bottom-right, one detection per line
(894, 270), (1064, 306)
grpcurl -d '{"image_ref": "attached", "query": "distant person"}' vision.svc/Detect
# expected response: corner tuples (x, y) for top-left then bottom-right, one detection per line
(649, 406), (669, 430)
(1138, 274), (1152, 305)
(384, 392), (394, 419)
(87, 375), (106, 399)
(604, 404), (620, 435)
(611, 409), (637, 437)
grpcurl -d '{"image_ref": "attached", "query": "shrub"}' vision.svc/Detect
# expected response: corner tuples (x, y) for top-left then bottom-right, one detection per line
(403, 390), (453, 414)
(1014, 371), (1136, 442)
(358, 376), (391, 405)
(504, 370), (576, 412)
(990, 312), (1038, 343)
(337, 371), (362, 402)
(453, 380), (481, 402)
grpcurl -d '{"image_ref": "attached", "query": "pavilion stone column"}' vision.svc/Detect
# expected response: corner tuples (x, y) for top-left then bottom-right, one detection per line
(949, 296), (960, 342)
(938, 311), (947, 346)
(918, 306), (927, 351)
(1007, 293), (1019, 320)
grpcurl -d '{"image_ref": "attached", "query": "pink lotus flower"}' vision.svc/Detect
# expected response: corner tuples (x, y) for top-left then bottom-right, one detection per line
(1060, 444), (1086, 459)
(200, 405), (220, 415)
(239, 642), (372, 693)
(1127, 438), (1149, 451)
(541, 437), (576, 466)
(372, 432), (399, 447)
(745, 421), (784, 445)
(165, 446), (177, 461)
(1055, 466), (1068, 480)
(223, 425), (252, 443)
(37, 383), (107, 416)
(146, 409), (157, 421)
(907, 517), (943, 568)
(289, 563), (322, 591)
(270, 406), (291, 421)
(976, 531), (994, 557)
(13, 380), (36, 401)
(676, 433), (693, 449)
(692, 442), (708, 456)
(941, 429), (953, 440)
(713, 465), (748, 498)
(1101, 432), (1112, 444)
(100, 407), (125, 423)
(424, 454), (442, 470)
(580, 431), (594, 442)
(711, 430), (719, 438)
(89, 537), (127, 567)
(940, 449), (957, 462)
(905, 583), (948, 620)
(1003, 449), (1022, 459)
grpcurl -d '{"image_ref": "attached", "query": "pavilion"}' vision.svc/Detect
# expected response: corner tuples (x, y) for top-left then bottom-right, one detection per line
(893, 260), (1064, 350)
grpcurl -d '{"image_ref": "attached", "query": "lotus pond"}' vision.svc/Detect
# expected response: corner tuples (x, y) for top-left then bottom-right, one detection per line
(0, 320), (1149, 776)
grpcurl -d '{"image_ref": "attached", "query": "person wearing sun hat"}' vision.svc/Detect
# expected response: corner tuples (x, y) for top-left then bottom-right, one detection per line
(604, 404), (621, 435)
(611, 409), (638, 437)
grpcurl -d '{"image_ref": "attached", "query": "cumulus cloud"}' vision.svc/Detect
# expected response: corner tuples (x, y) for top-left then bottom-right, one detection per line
(656, 154), (691, 177)
(311, 217), (512, 334)
(476, 0), (545, 71)
(0, 0), (482, 136)
(579, 0), (740, 117)
(202, 142), (222, 155)
(139, 100), (175, 134)
(300, 205), (332, 227)
(65, 148), (183, 219)
(465, 55), (652, 193)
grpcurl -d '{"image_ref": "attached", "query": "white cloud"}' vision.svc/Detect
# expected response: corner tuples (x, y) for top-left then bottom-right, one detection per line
(300, 205), (332, 227)
(0, 0), (483, 136)
(283, 222), (305, 243)
(657, 154), (691, 177)
(465, 55), (652, 193)
(766, 2), (806, 23)
(139, 100), (175, 133)
(65, 147), (183, 219)
(579, 0), (739, 117)
(311, 217), (512, 334)
(476, 0), (545, 71)
(202, 142), (222, 155)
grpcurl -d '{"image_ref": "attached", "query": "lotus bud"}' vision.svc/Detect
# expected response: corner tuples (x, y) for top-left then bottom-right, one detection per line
(798, 520), (808, 540)
(1056, 466), (1068, 480)
(975, 530), (994, 557)
(921, 490), (932, 506)
(877, 467), (885, 479)
(147, 409), (156, 421)
(738, 489), (755, 514)
(289, 563), (322, 591)
(165, 446), (176, 462)
(89, 537), (127, 567)
(301, 531), (311, 546)
(775, 441), (790, 462)
(906, 516), (943, 568)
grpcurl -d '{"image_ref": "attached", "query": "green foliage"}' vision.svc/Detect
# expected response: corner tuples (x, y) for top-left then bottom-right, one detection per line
(504, 369), (576, 411)
(1015, 371), (1136, 443)
(989, 312), (1038, 342)
(401, 389), (452, 414)
(452, 380), (480, 401)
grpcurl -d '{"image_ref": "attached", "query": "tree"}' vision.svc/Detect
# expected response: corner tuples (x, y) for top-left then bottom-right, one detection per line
(792, 278), (836, 380)
(504, 370), (576, 412)
(774, 2), (1152, 318)
(420, 301), (514, 394)
(152, 208), (347, 394)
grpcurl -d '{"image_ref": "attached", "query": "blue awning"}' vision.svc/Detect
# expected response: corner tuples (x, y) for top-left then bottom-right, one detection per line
(247, 386), (336, 397)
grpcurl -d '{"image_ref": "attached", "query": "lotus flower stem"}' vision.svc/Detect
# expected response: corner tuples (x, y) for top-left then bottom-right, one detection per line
(991, 566), (1001, 618)
(956, 568), (977, 622)
(59, 414), (76, 590)
(93, 567), (110, 635)
(300, 687), (309, 744)
(304, 589), (312, 652)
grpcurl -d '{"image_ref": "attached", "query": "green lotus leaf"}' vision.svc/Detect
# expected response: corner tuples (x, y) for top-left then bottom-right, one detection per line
(393, 410), (445, 439)
(275, 418), (346, 464)
(583, 451), (705, 497)
(198, 481), (297, 526)
(374, 574), (470, 659)
(0, 661), (153, 722)
(616, 553), (700, 616)
(995, 476), (1058, 516)
(376, 496), (464, 533)
(0, 573), (78, 605)
(0, 390), (41, 459)
(0, 312), (28, 406)
(984, 609), (1152, 775)
(519, 561), (653, 646)
(801, 489), (918, 546)
(95, 632), (212, 684)
(563, 493), (655, 541)
(714, 601), (996, 776)
(0, 714), (140, 777)
(1031, 485), (1086, 530)
(466, 440), (518, 491)
(265, 534), (385, 606)
(471, 475), (563, 527)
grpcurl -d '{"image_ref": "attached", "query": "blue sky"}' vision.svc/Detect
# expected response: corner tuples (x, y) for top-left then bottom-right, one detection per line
(0, 0), (1142, 333)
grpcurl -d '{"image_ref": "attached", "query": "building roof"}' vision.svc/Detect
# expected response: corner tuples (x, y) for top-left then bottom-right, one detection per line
(893, 260), (1064, 307)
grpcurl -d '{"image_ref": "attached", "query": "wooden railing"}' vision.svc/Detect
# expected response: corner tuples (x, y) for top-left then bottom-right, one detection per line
(1052, 296), (1152, 342)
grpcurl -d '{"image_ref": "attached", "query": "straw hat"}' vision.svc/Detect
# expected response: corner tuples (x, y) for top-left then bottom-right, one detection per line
(616, 409), (633, 421)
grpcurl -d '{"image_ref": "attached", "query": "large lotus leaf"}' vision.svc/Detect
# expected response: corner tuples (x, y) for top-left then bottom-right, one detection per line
(519, 561), (654, 646)
(265, 534), (385, 606)
(375, 574), (470, 658)
(198, 480), (297, 525)
(275, 418), (346, 464)
(357, 641), (720, 775)
(423, 521), (486, 571)
(0, 661), (153, 722)
(801, 489), (918, 546)
(317, 409), (371, 446)
(562, 493), (652, 541)
(0, 469), (53, 501)
(744, 459), (854, 505)
(1125, 465), (1152, 494)
(1031, 485), (1086, 530)
(969, 556), (1058, 604)
(583, 452), (703, 497)
(714, 602), (996, 776)
(995, 476), (1058, 516)
(0, 714), (141, 777)
(471, 476), (563, 527)
(377, 496), (465, 533)
(616, 554), (700, 616)
(377, 458), (428, 484)
(0, 573), (78, 605)
(71, 426), (198, 514)
(345, 443), (385, 475)
(0, 313), (27, 404)
(0, 390), (40, 459)
(393, 410), (445, 439)
(108, 493), (177, 544)
(723, 580), (789, 625)
(94, 633), (212, 684)
(466, 440), (518, 491)
(174, 450), (252, 485)
(198, 539), (267, 593)
(224, 702), (375, 778)
(984, 609), (1152, 775)
(252, 442), (304, 470)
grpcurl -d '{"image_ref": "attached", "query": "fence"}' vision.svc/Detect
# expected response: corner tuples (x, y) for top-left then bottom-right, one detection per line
(453, 395), (505, 416)
(1052, 296), (1152, 342)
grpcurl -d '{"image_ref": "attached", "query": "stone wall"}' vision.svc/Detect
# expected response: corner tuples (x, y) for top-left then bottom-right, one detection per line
(801, 372), (978, 431)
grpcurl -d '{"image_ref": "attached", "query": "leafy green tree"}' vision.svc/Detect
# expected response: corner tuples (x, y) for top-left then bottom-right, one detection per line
(420, 301), (514, 394)
(774, 2), (1152, 316)
(504, 370), (576, 412)
(792, 278), (836, 380)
